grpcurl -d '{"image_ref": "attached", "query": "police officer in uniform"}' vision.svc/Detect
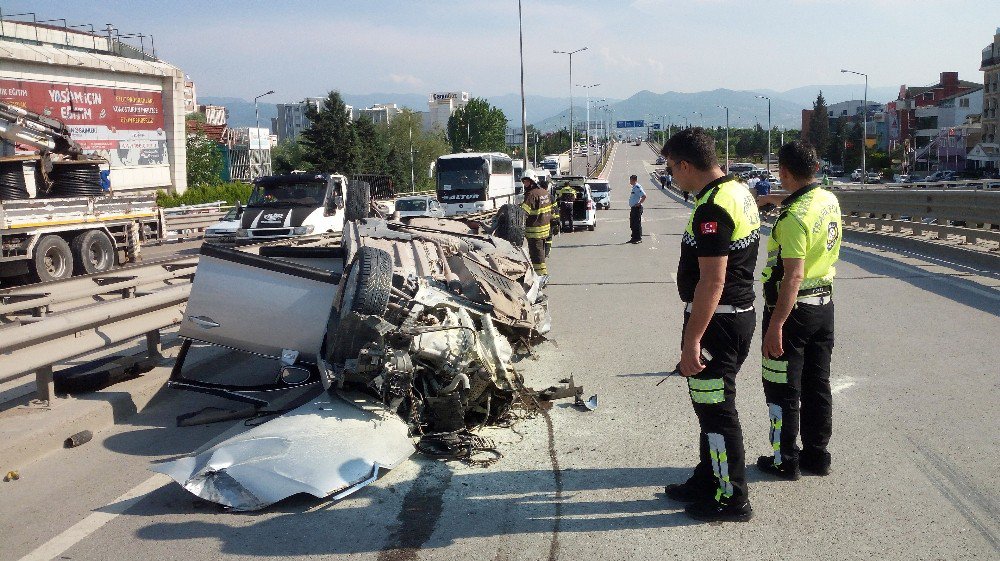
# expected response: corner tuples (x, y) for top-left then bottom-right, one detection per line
(756, 141), (841, 480)
(661, 128), (760, 523)
(520, 170), (553, 276)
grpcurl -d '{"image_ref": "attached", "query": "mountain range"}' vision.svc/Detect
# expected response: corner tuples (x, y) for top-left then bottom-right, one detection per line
(200, 84), (901, 132)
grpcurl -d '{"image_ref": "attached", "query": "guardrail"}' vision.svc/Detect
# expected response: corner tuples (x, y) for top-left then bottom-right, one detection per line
(160, 201), (232, 240)
(0, 255), (199, 403)
(836, 179), (1000, 191)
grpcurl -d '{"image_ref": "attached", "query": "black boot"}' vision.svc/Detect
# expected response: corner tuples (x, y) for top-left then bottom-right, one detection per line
(684, 498), (753, 523)
(664, 478), (711, 503)
(756, 455), (801, 480)
(800, 449), (831, 476)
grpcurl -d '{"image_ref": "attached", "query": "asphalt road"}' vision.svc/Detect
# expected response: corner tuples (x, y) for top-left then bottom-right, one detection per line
(1, 143), (998, 561)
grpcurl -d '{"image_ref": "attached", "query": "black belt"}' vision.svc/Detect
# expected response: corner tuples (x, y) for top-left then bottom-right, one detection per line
(797, 285), (832, 298)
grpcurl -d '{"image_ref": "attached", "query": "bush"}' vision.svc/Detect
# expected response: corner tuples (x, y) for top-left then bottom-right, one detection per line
(156, 182), (252, 208)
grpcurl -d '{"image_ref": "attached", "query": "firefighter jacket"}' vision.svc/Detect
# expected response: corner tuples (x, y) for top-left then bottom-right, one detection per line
(521, 185), (553, 239)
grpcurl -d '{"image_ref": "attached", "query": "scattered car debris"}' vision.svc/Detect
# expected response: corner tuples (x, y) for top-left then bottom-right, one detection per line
(3, 470), (19, 482)
(576, 394), (599, 411)
(64, 430), (93, 448)
(159, 210), (558, 510)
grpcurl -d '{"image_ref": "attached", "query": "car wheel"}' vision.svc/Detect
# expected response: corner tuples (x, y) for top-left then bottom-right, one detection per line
(493, 203), (526, 246)
(341, 245), (392, 318)
(588, 223), (596, 231)
(345, 180), (371, 222)
(30, 235), (74, 283)
(71, 230), (116, 275)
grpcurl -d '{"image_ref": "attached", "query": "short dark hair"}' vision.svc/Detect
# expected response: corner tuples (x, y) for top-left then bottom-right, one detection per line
(778, 141), (819, 181)
(629, 174), (638, 181)
(661, 128), (718, 171)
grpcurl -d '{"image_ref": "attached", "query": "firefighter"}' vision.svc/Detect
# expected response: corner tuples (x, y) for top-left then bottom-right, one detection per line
(661, 128), (761, 523)
(556, 181), (577, 232)
(756, 141), (841, 480)
(520, 170), (552, 276)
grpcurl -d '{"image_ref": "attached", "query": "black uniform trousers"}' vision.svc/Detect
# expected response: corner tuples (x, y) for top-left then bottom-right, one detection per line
(629, 204), (643, 241)
(682, 310), (755, 503)
(560, 201), (575, 231)
(761, 302), (835, 466)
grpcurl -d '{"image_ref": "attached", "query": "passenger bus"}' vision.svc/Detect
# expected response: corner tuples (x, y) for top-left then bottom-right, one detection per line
(434, 152), (516, 215)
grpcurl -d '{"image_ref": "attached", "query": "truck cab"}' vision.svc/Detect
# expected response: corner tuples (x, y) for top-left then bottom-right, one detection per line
(237, 172), (354, 241)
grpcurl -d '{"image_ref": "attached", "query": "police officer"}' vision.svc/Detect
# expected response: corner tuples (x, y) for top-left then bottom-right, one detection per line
(661, 128), (760, 523)
(756, 141), (841, 480)
(556, 181), (576, 232)
(520, 170), (553, 276)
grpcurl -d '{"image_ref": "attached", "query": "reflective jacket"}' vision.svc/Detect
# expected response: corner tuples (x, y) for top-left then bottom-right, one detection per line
(521, 185), (553, 239)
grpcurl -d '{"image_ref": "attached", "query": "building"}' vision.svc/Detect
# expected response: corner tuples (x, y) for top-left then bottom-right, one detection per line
(198, 104), (227, 126)
(0, 18), (189, 193)
(913, 87), (983, 159)
(885, 72), (980, 157)
(183, 77), (197, 114)
(969, 27), (1000, 172)
(359, 103), (401, 125)
(427, 92), (469, 132)
(275, 98), (355, 143)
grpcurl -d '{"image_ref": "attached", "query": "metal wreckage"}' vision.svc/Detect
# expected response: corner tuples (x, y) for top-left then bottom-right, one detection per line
(155, 206), (585, 511)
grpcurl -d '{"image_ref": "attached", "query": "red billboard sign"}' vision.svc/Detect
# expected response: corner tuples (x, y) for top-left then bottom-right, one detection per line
(0, 78), (168, 167)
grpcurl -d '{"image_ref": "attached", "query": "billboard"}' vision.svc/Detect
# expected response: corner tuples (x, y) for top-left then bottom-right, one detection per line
(0, 78), (168, 168)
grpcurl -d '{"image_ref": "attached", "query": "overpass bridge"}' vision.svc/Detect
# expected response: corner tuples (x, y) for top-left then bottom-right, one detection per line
(1, 143), (997, 561)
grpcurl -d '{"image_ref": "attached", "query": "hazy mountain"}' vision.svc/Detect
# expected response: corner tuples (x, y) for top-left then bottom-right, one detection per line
(755, 84), (901, 107)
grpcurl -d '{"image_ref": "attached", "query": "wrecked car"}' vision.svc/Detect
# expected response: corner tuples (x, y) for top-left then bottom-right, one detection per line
(156, 207), (550, 510)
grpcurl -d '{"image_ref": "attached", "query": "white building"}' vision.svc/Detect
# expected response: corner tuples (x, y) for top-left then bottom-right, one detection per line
(827, 100), (884, 120)
(359, 103), (401, 125)
(427, 92), (469, 131)
(914, 87), (984, 147)
(0, 19), (188, 193)
(275, 98), (355, 143)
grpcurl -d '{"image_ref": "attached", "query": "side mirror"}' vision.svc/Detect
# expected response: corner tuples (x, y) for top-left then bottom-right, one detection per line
(235, 201), (244, 217)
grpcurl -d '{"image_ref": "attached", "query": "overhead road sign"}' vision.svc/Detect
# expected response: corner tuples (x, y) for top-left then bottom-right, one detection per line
(615, 120), (645, 128)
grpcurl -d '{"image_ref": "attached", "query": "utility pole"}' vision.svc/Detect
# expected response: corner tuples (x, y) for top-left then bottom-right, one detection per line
(756, 95), (772, 172)
(717, 105), (730, 172)
(842, 68), (868, 183)
(518, 0), (529, 168)
(554, 46), (587, 175)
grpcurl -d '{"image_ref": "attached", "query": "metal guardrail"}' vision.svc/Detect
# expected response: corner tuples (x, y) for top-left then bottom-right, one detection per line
(836, 179), (1000, 191)
(0, 255), (199, 403)
(160, 201), (232, 240)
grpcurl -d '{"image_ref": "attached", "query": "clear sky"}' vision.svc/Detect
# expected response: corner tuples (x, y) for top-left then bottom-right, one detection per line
(3, 0), (994, 102)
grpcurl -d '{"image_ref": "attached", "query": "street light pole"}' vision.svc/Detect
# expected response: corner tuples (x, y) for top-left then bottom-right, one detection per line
(554, 46), (587, 175)
(717, 105), (730, 172)
(842, 68), (868, 184)
(253, 89), (275, 180)
(518, 0), (529, 168)
(756, 95), (771, 172)
(692, 111), (703, 127)
(576, 83), (600, 174)
(254, 89), (275, 133)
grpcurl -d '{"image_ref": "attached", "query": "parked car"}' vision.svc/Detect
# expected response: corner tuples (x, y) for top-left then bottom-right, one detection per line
(204, 206), (242, 243)
(553, 176), (597, 231)
(655, 155), (666, 165)
(925, 170), (958, 182)
(393, 195), (445, 220)
(829, 165), (845, 176)
(587, 179), (612, 209)
(866, 172), (882, 184)
(851, 169), (863, 182)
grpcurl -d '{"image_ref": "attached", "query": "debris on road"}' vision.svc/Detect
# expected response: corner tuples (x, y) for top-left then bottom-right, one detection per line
(64, 430), (93, 448)
(3, 470), (19, 482)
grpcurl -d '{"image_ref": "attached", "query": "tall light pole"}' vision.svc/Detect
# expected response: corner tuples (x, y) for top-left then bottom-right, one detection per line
(842, 68), (868, 184)
(253, 90), (274, 180)
(692, 111), (703, 127)
(554, 46), (587, 174)
(756, 94), (772, 172)
(577, 83), (600, 171)
(717, 105), (730, 172)
(254, 90), (274, 133)
(676, 114), (688, 128)
(518, 1), (529, 168)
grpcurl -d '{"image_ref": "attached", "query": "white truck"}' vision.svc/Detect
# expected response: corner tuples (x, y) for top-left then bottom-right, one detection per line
(541, 153), (570, 177)
(1, 100), (161, 283)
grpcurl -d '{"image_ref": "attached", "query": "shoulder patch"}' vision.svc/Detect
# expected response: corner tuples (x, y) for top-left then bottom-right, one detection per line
(700, 222), (718, 234)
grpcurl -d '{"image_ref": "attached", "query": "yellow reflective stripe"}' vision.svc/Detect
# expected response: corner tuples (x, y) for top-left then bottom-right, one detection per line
(690, 390), (724, 404)
(532, 262), (548, 274)
(762, 358), (788, 384)
(688, 378), (724, 391)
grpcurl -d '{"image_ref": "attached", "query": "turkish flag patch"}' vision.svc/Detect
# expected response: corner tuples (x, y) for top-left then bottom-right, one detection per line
(700, 222), (718, 234)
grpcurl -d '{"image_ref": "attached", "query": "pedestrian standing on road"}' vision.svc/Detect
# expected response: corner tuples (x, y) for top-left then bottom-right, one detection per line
(756, 141), (841, 480)
(627, 174), (647, 243)
(519, 170), (553, 277)
(747, 173), (760, 197)
(660, 127), (761, 523)
(557, 181), (577, 233)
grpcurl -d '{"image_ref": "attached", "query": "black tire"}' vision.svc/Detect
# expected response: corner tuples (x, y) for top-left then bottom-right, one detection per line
(71, 230), (116, 275)
(588, 223), (596, 231)
(341, 245), (392, 318)
(30, 235), (74, 283)
(493, 203), (526, 246)
(345, 180), (371, 222)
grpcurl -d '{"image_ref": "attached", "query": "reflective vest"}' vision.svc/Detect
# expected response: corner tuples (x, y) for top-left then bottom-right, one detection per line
(761, 183), (842, 304)
(684, 178), (760, 243)
(521, 185), (553, 239)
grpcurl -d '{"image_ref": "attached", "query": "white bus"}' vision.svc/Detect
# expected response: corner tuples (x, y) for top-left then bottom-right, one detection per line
(434, 152), (516, 215)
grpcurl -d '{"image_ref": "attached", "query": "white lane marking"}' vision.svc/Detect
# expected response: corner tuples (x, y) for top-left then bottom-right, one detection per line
(831, 376), (857, 395)
(18, 473), (170, 561)
(670, 272), (677, 282)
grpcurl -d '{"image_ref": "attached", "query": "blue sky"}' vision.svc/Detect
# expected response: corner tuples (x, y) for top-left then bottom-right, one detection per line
(3, 1), (994, 102)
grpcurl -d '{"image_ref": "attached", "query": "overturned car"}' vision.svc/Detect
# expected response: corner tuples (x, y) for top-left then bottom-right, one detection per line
(156, 209), (549, 510)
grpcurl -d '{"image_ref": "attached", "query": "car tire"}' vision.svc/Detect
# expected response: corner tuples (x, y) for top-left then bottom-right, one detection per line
(493, 203), (526, 246)
(71, 230), (116, 275)
(30, 235), (74, 283)
(345, 180), (371, 222)
(588, 223), (596, 231)
(341, 245), (392, 318)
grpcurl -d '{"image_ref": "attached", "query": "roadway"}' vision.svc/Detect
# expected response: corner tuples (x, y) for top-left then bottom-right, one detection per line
(1, 143), (998, 560)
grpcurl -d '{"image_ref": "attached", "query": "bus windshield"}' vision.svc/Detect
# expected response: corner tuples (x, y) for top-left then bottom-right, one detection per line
(248, 182), (326, 207)
(437, 157), (488, 202)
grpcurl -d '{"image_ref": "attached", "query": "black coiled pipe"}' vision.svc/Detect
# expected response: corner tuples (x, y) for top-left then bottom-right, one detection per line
(47, 163), (104, 197)
(0, 161), (30, 200)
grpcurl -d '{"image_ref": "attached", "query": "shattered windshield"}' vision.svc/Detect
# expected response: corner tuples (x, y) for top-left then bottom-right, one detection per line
(248, 182), (326, 207)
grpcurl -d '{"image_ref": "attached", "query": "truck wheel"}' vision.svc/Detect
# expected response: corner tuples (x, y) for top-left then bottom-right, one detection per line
(341, 245), (392, 318)
(71, 230), (116, 275)
(493, 203), (526, 246)
(30, 235), (74, 283)
(345, 180), (371, 222)
(588, 223), (596, 231)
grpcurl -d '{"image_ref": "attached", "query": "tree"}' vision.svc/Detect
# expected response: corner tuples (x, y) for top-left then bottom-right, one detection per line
(447, 98), (507, 153)
(300, 91), (359, 174)
(185, 130), (223, 186)
(386, 109), (450, 193)
(807, 92), (831, 155)
(271, 138), (309, 174)
(354, 115), (390, 174)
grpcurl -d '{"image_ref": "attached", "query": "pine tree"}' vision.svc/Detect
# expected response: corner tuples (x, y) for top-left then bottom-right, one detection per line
(807, 92), (831, 154)
(300, 91), (359, 174)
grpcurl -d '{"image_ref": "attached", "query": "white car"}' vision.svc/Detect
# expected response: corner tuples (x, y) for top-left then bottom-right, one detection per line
(587, 179), (611, 209)
(204, 207), (241, 243)
(393, 195), (445, 219)
(554, 177), (597, 231)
